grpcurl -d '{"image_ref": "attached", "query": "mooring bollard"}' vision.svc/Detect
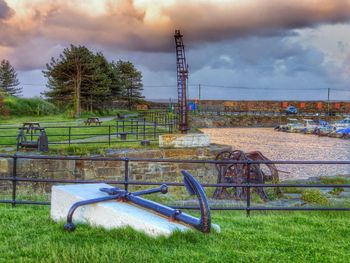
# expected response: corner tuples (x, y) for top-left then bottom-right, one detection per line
(119, 132), (128, 141)
(140, 140), (150, 146)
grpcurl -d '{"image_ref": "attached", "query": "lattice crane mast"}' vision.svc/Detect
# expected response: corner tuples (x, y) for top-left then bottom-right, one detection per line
(174, 30), (189, 133)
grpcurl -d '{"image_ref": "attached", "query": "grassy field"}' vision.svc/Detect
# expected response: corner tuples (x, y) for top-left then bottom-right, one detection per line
(0, 205), (349, 262)
(0, 113), (171, 154)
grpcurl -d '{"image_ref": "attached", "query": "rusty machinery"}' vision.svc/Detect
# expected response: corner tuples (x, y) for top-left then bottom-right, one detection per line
(174, 30), (189, 133)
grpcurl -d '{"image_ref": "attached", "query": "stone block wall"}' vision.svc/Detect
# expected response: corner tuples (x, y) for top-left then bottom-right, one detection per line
(193, 100), (350, 114)
(0, 144), (231, 194)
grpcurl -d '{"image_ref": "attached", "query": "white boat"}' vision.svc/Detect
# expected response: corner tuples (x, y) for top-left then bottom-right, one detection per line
(290, 119), (318, 133)
(333, 118), (350, 131)
(275, 118), (300, 132)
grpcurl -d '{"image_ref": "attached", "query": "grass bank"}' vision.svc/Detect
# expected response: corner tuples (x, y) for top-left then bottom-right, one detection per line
(0, 205), (349, 262)
(0, 112), (169, 154)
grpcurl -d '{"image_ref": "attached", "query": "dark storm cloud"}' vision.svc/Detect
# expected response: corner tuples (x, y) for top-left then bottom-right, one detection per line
(2, 0), (350, 101)
(0, 0), (13, 20)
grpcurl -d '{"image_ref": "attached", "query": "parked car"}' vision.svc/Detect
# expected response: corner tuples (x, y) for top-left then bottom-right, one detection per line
(285, 106), (298, 115)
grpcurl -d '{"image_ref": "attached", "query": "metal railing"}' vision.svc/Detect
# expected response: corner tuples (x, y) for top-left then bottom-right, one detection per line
(0, 118), (176, 147)
(1, 154), (350, 215)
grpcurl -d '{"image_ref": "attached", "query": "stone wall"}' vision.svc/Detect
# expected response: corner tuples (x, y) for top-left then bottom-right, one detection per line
(192, 100), (350, 114)
(190, 115), (343, 128)
(0, 144), (231, 193)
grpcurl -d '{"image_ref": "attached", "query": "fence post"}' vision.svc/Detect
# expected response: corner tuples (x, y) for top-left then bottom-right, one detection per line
(246, 161), (251, 217)
(116, 120), (119, 135)
(68, 127), (71, 146)
(136, 120), (139, 140)
(124, 158), (129, 191)
(143, 118), (146, 140)
(12, 154), (17, 207)
(154, 121), (157, 139)
(108, 125), (111, 146)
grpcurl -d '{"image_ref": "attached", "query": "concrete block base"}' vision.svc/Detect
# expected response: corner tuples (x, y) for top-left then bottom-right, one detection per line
(159, 133), (211, 148)
(51, 183), (192, 237)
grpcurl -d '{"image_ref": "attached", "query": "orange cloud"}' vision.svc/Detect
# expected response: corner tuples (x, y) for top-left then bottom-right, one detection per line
(1, 0), (350, 69)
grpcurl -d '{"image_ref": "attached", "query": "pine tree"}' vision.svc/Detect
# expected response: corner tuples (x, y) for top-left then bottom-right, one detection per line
(43, 45), (144, 115)
(43, 45), (112, 116)
(113, 60), (144, 109)
(0, 59), (21, 96)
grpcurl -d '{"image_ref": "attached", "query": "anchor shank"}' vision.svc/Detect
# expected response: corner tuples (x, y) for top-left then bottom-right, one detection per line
(132, 184), (168, 196)
(126, 195), (200, 227)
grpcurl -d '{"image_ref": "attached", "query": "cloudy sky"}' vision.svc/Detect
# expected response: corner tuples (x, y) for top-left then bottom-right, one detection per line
(1, 0), (350, 100)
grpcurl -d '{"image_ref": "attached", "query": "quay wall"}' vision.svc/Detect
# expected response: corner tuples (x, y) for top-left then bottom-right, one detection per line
(190, 115), (343, 128)
(191, 100), (350, 114)
(0, 144), (230, 193)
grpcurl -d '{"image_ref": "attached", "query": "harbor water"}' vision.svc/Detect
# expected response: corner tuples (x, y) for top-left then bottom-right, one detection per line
(201, 128), (350, 180)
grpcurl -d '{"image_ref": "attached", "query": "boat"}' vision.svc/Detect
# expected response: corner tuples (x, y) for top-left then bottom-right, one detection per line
(290, 119), (318, 133)
(275, 118), (300, 132)
(333, 118), (350, 131)
(314, 120), (334, 136)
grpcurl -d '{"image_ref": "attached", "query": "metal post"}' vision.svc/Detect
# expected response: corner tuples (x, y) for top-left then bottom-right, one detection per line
(116, 121), (119, 135)
(124, 159), (129, 191)
(143, 118), (146, 140)
(246, 162), (251, 217)
(122, 120), (125, 132)
(154, 121), (157, 139)
(12, 155), (17, 207)
(198, 84), (201, 113)
(136, 121), (139, 140)
(68, 127), (71, 146)
(108, 125), (111, 146)
(327, 88), (330, 116)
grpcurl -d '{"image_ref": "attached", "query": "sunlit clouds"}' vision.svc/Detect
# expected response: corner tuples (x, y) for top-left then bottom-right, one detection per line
(1, 0), (350, 99)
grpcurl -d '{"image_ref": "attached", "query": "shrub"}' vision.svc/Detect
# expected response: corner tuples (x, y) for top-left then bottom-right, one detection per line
(4, 96), (60, 116)
(329, 187), (344, 196)
(319, 176), (350, 185)
(301, 189), (330, 205)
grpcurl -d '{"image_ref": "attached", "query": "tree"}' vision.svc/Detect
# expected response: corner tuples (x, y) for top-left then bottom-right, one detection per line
(82, 53), (112, 112)
(0, 59), (21, 96)
(43, 45), (144, 115)
(43, 45), (112, 116)
(113, 60), (144, 109)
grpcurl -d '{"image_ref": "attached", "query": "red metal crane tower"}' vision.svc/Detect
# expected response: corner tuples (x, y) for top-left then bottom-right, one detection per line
(174, 30), (189, 133)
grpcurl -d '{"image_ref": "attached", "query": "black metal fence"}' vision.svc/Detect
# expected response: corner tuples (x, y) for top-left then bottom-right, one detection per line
(139, 111), (178, 126)
(1, 154), (350, 215)
(0, 117), (176, 147)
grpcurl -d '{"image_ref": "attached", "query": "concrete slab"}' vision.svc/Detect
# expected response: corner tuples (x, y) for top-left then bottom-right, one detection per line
(159, 133), (210, 148)
(51, 183), (194, 237)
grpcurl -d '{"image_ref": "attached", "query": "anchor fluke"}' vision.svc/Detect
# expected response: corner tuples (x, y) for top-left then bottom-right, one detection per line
(183, 172), (197, 195)
(64, 222), (76, 232)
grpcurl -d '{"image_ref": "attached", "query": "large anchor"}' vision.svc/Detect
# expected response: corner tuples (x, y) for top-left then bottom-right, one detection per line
(64, 170), (211, 233)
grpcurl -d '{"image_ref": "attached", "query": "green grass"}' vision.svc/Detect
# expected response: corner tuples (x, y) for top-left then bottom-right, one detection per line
(0, 113), (170, 154)
(319, 176), (350, 185)
(0, 205), (349, 262)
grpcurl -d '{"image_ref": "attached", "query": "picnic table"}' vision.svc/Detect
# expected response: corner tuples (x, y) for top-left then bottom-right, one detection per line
(84, 117), (102, 126)
(22, 122), (41, 132)
(17, 127), (48, 152)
